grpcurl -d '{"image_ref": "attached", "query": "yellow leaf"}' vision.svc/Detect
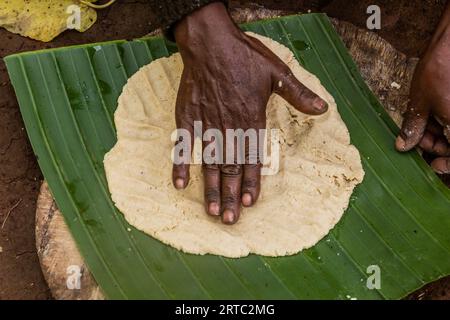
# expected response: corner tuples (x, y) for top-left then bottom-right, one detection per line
(0, 0), (97, 42)
(81, 0), (116, 9)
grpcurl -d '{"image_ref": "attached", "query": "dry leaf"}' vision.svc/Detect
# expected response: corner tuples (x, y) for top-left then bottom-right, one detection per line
(0, 0), (97, 42)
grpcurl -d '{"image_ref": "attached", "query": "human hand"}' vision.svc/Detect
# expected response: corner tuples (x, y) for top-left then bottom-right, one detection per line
(396, 4), (450, 174)
(172, 2), (328, 224)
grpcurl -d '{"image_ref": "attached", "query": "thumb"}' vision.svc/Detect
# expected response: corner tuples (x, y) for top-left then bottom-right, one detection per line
(396, 102), (429, 152)
(273, 66), (328, 115)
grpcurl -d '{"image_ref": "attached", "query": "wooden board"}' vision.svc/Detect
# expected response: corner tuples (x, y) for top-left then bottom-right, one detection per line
(35, 11), (417, 300)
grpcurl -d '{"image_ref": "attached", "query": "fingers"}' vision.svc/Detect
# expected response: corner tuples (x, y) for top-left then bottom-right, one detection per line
(419, 131), (450, 156)
(203, 164), (221, 216)
(172, 102), (194, 189)
(241, 164), (261, 207)
(432, 95), (450, 139)
(173, 166), (189, 189)
(426, 98), (450, 172)
(172, 120), (193, 189)
(431, 157), (450, 174)
(204, 163), (261, 220)
(273, 67), (328, 115)
(172, 71), (196, 189)
(396, 102), (429, 152)
(425, 118), (445, 137)
(220, 164), (243, 225)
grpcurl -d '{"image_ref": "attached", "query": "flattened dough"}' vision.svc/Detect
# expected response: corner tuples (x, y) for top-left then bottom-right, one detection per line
(104, 33), (365, 258)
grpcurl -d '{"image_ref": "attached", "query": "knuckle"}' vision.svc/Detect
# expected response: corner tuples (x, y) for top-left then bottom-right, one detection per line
(432, 141), (445, 154)
(402, 126), (420, 139)
(221, 164), (242, 176)
(278, 64), (292, 77)
(245, 150), (260, 165)
(173, 164), (188, 175)
(205, 188), (220, 201)
(242, 178), (258, 190)
(297, 85), (316, 100)
(222, 194), (239, 205)
(401, 127), (414, 138)
(203, 164), (220, 172)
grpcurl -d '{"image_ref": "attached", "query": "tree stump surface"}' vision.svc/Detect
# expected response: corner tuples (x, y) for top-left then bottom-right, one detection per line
(36, 10), (416, 300)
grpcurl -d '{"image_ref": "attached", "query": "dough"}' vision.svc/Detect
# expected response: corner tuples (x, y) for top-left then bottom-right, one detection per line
(104, 33), (365, 258)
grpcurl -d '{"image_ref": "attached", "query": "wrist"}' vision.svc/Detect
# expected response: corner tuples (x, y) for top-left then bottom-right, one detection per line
(174, 2), (240, 53)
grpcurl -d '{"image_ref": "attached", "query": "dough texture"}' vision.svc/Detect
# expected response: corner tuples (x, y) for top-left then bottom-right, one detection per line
(104, 33), (365, 258)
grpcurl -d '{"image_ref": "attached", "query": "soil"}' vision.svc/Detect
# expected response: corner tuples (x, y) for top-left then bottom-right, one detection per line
(0, 0), (448, 300)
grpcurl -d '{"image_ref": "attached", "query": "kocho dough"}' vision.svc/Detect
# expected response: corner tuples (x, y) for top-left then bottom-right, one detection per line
(104, 32), (365, 258)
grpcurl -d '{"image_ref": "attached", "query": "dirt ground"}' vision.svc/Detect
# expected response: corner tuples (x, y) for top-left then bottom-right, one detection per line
(0, 0), (448, 300)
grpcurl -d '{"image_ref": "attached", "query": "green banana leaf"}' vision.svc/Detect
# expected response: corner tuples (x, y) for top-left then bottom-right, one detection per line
(5, 13), (450, 299)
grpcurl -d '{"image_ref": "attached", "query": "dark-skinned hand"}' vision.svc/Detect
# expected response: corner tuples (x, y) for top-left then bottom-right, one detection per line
(172, 2), (328, 224)
(396, 3), (450, 174)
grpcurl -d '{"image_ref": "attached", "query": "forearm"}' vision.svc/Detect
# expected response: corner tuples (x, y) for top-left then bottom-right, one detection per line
(146, 0), (226, 31)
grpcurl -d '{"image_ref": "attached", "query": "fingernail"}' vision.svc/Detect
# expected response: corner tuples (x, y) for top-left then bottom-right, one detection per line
(175, 178), (185, 189)
(222, 209), (235, 224)
(432, 164), (447, 175)
(242, 193), (252, 206)
(395, 136), (406, 151)
(431, 158), (450, 174)
(208, 202), (220, 216)
(313, 98), (328, 112)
